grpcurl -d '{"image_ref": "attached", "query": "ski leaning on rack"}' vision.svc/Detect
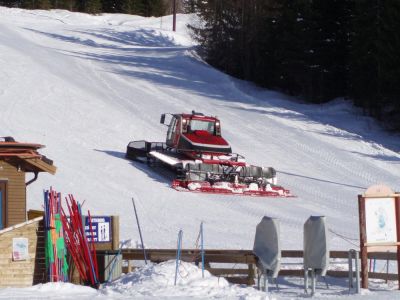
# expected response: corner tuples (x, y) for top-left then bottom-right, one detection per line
(60, 194), (99, 288)
(43, 188), (69, 282)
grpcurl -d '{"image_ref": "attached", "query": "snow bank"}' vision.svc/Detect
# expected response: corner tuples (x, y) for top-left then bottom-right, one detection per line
(103, 260), (266, 299)
(0, 261), (266, 299)
(0, 282), (98, 299)
(0, 260), (399, 299)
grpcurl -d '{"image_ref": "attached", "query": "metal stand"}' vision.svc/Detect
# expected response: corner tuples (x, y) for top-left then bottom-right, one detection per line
(257, 269), (276, 297)
(264, 274), (268, 293)
(311, 270), (316, 296)
(304, 269), (309, 294)
(304, 269), (318, 296)
(356, 251), (361, 293)
(273, 277), (280, 291)
(348, 249), (361, 294)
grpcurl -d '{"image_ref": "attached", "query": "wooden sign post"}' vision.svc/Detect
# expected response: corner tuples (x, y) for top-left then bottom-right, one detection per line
(358, 184), (400, 289)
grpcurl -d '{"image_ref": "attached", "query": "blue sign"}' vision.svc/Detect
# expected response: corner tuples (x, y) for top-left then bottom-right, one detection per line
(85, 216), (111, 243)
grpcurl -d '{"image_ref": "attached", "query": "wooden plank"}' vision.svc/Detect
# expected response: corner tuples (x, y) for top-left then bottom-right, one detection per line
(273, 269), (399, 280)
(206, 268), (249, 275)
(0, 282), (33, 287)
(0, 279), (34, 286)
(369, 272), (398, 281)
(0, 270), (34, 276)
(225, 276), (253, 285)
(279, 269), (303, 277)
(24, 158), (56, 174)
(94, 243), (113, 251)
(368, 252), (397, 260)
(276, 269), (324, 278)
(281, 250), (303, 258)
(122, 249), (257, 263)
(122, 249), (254, 256)
(122, 249), (398, 262)
(140, 253), (256, 264)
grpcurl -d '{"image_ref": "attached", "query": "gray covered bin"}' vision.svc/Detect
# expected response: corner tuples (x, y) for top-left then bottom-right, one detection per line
(303, 216), (329, 276)
(303, 216), (329, 295)
(253, 216), (281, 279)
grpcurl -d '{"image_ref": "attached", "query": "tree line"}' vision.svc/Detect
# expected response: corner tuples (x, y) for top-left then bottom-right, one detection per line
(0, 0), (180, 16)
(188, 0), (400, 131)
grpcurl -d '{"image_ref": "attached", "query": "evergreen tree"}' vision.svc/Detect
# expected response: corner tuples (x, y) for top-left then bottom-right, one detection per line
(102, 0), (124, 13)
(145, 0), (165, 17)
(122, 0), (143, 14)
(308, 0), (351, 102)
(183, 0), (196, 13)
(86, 0), (102, 14)
(38, 0), (51, 9)
(350, 0), (400, 129)
(189, 0), (351, 103)
(0, 0), (18, 6)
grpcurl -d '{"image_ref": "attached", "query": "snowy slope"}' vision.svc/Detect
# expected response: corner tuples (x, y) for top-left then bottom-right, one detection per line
(2, 7), (400, 300)
(1, 7), (400, 253)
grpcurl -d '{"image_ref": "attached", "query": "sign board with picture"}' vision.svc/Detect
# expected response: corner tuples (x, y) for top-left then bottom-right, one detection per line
(358, 185), (400, 290)
(365, 197), (397, 245)
(12, 237), (29, 261)
(85, 216), (112, 243)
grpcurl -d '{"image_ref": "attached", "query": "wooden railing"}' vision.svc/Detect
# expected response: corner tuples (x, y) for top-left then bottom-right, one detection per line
(121, 249), (398, 285)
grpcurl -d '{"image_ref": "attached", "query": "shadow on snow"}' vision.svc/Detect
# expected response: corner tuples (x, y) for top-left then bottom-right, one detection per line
(24, 26), (400, 157)
(93, 149), (172, 187)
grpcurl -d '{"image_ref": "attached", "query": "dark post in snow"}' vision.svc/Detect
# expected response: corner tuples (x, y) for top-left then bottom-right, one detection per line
(396, 196), (400, 290)
(172, 0), (177, 32)
(358, 195), (368, 289)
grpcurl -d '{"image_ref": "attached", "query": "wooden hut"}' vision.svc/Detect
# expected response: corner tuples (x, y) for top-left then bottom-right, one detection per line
(0, 137), (56, 229)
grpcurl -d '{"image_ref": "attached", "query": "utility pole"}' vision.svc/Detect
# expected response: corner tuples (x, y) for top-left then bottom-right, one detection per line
(172, 0), (177, 31)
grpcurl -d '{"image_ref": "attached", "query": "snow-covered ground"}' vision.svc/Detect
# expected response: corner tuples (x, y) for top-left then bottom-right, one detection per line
(1, 7), (400, 299)
(0, 260), (399, 299)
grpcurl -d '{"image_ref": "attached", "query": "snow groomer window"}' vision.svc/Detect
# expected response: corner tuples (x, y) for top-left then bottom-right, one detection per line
(190, 120), (215, 134)
(167, 117), (177, 141)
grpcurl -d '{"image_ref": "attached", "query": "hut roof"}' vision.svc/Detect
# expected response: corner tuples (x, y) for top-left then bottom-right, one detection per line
(0, 139), (56, 174)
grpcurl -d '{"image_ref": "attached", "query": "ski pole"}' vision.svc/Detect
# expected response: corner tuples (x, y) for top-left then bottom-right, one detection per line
(175, 229), (183, 286)
(106, 240), (130, 282)
(200, 222), (205, 278)
(132, 197), (148, 264)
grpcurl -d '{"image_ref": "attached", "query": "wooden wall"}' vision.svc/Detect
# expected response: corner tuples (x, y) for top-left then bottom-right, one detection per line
(0, 217), (46, 287)
(0, 159), (26, 227)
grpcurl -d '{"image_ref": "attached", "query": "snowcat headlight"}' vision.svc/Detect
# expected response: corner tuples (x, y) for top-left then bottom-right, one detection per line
(182, 119), (188, 132)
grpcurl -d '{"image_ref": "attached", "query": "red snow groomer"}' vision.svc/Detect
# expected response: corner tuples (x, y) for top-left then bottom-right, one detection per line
(126, 111), (292, 197)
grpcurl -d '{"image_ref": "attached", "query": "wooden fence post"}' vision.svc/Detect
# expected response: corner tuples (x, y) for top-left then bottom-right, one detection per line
(112, 216), (119, 251)
(247, 263), (255, 285)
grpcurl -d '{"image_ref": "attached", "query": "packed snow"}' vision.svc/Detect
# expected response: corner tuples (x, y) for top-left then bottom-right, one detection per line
(1, 7), (400, 299)
(0, 260), (399, 299)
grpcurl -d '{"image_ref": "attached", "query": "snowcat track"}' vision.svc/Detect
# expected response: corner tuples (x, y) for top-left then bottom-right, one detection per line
(126, 140), (294, 198)
(172, 186), (294, 197)
(172, 180), (294, 198)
